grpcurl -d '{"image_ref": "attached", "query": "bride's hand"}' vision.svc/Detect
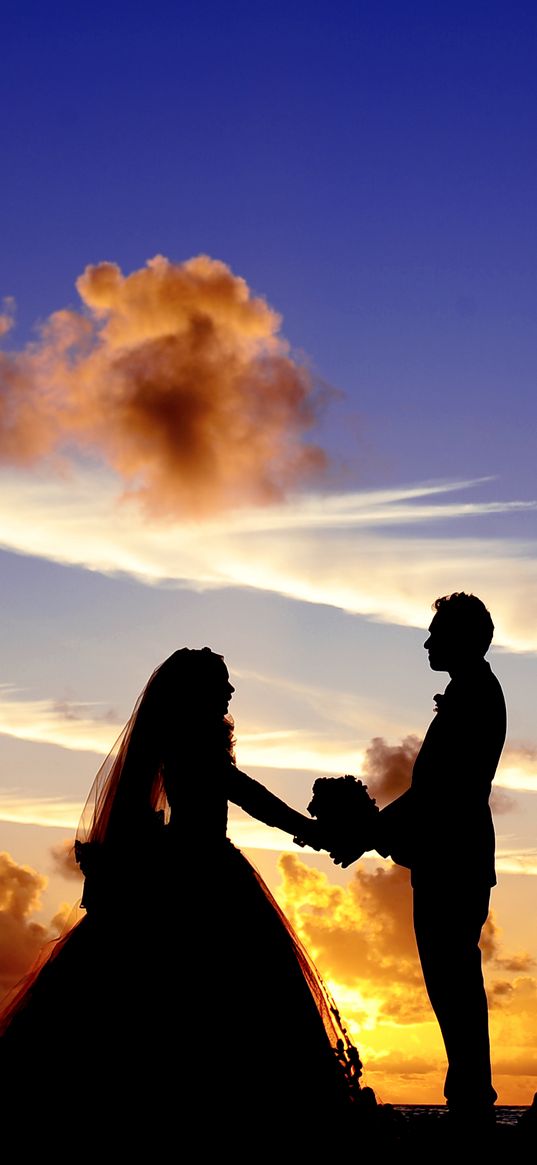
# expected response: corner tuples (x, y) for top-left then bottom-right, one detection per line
(293, 818), (325, 851)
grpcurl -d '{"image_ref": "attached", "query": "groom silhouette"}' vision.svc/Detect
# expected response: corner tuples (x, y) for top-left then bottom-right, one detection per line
(324, 593), (506, 1129)
(375, 593), (506, 1127)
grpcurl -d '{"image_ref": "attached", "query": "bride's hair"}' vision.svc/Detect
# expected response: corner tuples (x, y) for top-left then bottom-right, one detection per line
(78, 646), (235, 848)
(0, 648), (233, 1034)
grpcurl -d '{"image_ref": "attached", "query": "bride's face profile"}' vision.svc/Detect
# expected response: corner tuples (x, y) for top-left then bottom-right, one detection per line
(204, 658), (235, 718)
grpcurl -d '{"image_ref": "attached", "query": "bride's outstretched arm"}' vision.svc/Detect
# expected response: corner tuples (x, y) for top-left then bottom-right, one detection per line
(227, 765), (321, 847)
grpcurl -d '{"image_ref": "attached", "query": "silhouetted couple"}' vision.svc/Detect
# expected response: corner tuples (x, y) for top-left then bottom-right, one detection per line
(0, 592), (505, 1145)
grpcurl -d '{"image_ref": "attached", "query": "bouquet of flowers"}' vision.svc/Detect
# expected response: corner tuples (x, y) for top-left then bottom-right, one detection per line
(306, 775), (380, 867)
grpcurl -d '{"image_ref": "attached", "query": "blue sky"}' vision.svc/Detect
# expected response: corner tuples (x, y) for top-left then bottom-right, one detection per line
(3, 1), (536, 496)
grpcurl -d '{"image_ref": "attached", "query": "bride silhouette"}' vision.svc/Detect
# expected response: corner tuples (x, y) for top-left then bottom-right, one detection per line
(1, 648), (360, 1145)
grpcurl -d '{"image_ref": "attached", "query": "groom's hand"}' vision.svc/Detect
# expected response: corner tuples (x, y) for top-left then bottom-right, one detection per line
(328, 824), (379, 868)
(329, 843), (366, 868)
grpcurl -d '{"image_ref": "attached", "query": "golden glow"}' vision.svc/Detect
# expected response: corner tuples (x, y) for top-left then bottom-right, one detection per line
(272, 853), (537, 1105)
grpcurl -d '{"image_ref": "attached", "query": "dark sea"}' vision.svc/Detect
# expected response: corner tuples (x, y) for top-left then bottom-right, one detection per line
(394, 1104), (527, 1129)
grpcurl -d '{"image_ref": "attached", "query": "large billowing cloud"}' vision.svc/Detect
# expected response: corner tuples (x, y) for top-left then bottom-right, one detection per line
(278, 854), (424, 1004)
(0, 256), (325, 516)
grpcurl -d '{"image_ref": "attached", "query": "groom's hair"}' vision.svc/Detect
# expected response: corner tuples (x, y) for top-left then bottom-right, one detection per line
(432, 592), (494, 655)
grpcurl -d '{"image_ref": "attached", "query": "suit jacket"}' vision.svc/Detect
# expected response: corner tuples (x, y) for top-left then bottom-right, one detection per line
(376, 660), (506, 888)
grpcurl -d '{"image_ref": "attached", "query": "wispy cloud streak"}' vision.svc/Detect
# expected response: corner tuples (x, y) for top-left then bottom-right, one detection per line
(495, 850), (537, 876)
(0, 472), (535, 651)
(0, 684), (536, 784)
(0, 794), (84, 830)
(0, 689), (121, 754)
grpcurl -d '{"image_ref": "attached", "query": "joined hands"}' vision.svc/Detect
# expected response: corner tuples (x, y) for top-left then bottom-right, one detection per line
(294, 774), (380, 869)
(293, 819), (372, 868)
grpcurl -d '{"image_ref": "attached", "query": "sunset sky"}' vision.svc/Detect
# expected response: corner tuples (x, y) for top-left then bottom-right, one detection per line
(1, 1), (536, 1105)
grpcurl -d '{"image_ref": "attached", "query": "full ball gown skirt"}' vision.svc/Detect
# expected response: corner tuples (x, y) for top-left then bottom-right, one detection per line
(1, 822), (353, 1146)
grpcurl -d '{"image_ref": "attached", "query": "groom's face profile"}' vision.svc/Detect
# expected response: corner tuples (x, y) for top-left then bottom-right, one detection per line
(424, 613), (453, 672)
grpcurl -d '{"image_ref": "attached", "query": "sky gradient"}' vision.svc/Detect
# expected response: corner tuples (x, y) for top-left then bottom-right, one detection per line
(1, 1), (536, 1105)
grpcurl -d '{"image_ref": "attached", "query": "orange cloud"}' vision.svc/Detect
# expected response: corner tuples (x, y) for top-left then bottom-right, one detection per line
(0, 852), (50, 999)
(0, 256), (325, 516)
(0, 852), (78, 1005)
(278, 854), (425, 1002)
